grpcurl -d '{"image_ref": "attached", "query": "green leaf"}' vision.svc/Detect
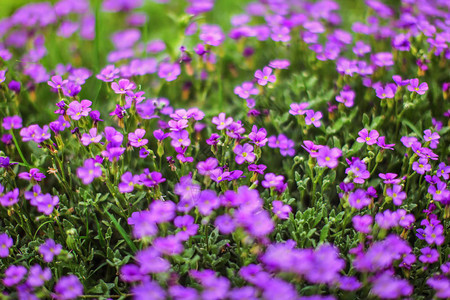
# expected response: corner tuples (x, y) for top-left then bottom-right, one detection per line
(106, 212), (137, 253)
(320, 223), (330, 243)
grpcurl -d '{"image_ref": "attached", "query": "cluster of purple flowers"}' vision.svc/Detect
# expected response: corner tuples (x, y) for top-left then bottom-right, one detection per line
(0, 0), (449, 299)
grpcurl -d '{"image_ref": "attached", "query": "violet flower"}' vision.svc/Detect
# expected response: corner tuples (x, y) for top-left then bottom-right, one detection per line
(254, 67), (276, 86)
(233, 143), (255, 164)
(39, 239), (62, 262)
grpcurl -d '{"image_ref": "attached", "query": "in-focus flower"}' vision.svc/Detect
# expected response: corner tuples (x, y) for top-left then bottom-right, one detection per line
(80, 128), (102, 146)
(305, 110), (322, 127)
(356, 129), (379, 145)
(18, 168), (46, 182)
(234, 82), (259, 99)
(128, 129), (148, 147)
(234, 143), (255, 164)
(111, 79), (136, 94)
(254, 67), (276, 86)
(66, 100), (92, 121)
(118, 172), (140, 193)
(272, 201), (291, 219)
(407, 78), (428, 95)
(419, 247), (439, 264)
(412, 158), (431, 175)
(386, 185), (407, 205)
(212, 113), (233, 130)
(39, 239), (62, 262)
(317, 146), (342, 168)
(348, 189), (371, 209)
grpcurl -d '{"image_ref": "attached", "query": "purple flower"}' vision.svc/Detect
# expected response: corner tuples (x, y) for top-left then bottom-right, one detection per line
(424, 224), (444, 245)
(214, 214), (235, 234)
(272, 201), (291, 219)
(305, 110), (322, 127)
(437, 163), (450, 180)
(39, 239), (62, 262)
(234, 143), (255, 165)
(397, 209), (415, 228)
(66, 100), (92, 121)
(352, 215), (373, 233)
(20, 124), (51, 143)
(96, 65), (120, 82)
(0, 233), (13, 257)
(262, 173), (285, 189)
(427, 276), (450, 298)
(269, 59), (290, 69)
(375, 84), (396, 99)
(48, 75), (68, 90)
(345, 158), (370, 184)
(120, 264), (145, 282)
(128, 211), (157, 238)
(170, 130), (191, 148)
(54, 275), (83, 300)
(289, 102), (309, 115)
(371, 272), (412, 299)
(302, 140), (323, 158)
(140, 169), (165, 188)
(128, 129), (148, 147)
(234, 82), (259, 99)
(3, 265), (27, 287)
(392, 75), (410, 86)
(353, 41), (371, 56)
(248, 164), (267, 175)
(254, 66), (276, 86)
(372, 52), (394, 67)
(2, 115), (22, 130)
(386, 185), (407, 205)
(174, 215), (199, 240)
(419, 247), (439, 264)
(212, 113), (233, 130)
(132, 280), (166, 300)
(335, 88), (355, 107)
(200, 24), (225, 46)
(356, 129), (379, 145)
(428, 181), (449, 202)
(18, 168), (46, 182)
(375, 210), (399, 229)
(27, 265), (51, 287)
(377, 136), (395, 150)
(317, 146), (342, 168)
(153, 235), (184, 255)
(111, 79), (136, 94)
(35, 193), (59, 215)
(348, 189), (371, 209)
(0, 188), (19, 207)
(423, 129), (439, 149)
(412, 158), (431, 175)
(77, 158), (102, 185)
(80, 128), (102, 146)
(135, 248), (170, 274)
(62, 81), (81, 97)
(197, 158), (218, 176)
(158, 62), (181, 81)
(407, 78), (428, 95)
(197, 190), (220, 216)
(379, 173), (401, 184)
(118, 172), (140, 193)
